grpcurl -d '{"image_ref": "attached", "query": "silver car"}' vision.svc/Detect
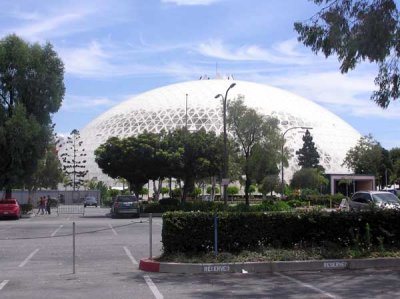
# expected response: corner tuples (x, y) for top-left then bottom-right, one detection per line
(83, 196), (98, 207)
(349, 191), (400, 211)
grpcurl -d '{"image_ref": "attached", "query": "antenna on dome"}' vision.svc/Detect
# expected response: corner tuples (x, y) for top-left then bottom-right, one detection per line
(185, 93), (188, 129)
(215, 62), (224, 79)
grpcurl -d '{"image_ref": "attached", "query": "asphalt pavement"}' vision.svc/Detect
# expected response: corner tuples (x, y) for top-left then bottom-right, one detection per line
(1, 207), (400, 298)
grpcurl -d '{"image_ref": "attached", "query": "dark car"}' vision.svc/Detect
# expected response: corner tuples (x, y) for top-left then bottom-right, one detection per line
(349, 191), (400, 211)
(84, 196), (98, 207)
(0, 199), (21, 219)
(111, 195), (140, 218)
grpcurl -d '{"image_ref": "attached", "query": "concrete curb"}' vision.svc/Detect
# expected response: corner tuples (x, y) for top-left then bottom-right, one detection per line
(139, 257), (400, 274)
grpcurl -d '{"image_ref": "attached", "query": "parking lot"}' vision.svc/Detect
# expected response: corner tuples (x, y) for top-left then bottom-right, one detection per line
(1, 208), (400, 298)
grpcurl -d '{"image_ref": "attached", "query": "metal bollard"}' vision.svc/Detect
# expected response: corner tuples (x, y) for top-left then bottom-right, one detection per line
(214, 214), (218, 256)
(73, 222), (76, 274)
(149, 213), (153, 259)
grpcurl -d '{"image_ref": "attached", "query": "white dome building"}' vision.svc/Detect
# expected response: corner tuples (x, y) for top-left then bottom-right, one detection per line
(80, 79), (361, 186)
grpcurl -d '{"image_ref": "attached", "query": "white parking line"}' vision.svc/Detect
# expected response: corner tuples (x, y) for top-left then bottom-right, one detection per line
(19, 248), (40, 268)
(275, 272), (338, 299)
(144, 275), (163, 299)
(109, 224), (117, 236)
(123, 246), (138, 265)
(51, 225), (63, 237)
(0, 280), (9, 290)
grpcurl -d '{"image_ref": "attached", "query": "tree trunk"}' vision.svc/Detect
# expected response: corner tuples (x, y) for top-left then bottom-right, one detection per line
(152, 180), (158, 201)
(182, 176), (195, 203)
(169, 177), (172, 198)
(5, 187), (12, 199)
(245, 177), (250, 206)
(211, 176), (216, 200)
(245, 153), (250, 206)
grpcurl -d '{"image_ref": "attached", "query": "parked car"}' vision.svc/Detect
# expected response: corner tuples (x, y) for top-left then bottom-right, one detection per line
(349, 191), (400, 211)
(111, 195), (140, 218)
(83, 196), (98, 207)
(0, 199), (21, 219)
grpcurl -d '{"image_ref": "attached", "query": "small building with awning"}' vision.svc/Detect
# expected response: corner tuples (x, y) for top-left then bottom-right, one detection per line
(327, 174), (376, 196)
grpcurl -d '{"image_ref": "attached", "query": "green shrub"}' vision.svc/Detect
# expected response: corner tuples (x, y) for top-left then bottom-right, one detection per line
(139, 188), (149, 197)
(160, 187), (170, 197)
(227, 186), (240, 196)
(206, 186), (220, 195)
(102, 197), (113, 207)
(286, 199), (306, 208)
(159, 198), (180, 206)
(191, 187), (202, 198)
(162, 210), (400, 254)
(171, 188), (182, 199)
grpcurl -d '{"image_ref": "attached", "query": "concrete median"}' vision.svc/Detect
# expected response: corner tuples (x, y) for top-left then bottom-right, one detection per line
(139, 257), (400, 274)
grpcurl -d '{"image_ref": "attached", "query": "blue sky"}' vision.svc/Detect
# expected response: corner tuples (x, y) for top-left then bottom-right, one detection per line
(1, 0), (400, 149)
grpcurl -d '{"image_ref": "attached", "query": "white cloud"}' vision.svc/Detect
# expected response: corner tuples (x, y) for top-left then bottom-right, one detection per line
(250, 69), (400, 120)
(58, 41), (114, 77)
(14, 13), (84, 41)
(161, 0), (221, 5)
(0, 1), (127, 42)
(58, 40), (207, 78)
(61, 95), (115, 112)
(197, 39), (314, 65)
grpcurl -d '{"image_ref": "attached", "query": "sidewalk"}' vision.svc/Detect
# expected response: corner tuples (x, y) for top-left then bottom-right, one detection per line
(139, 257), (400, 274)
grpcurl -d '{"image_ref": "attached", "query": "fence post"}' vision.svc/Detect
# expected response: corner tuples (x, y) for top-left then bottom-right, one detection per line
(149, 213), (153, 259)
(73, 222), (76, 274)
(214, 214), (218, 256)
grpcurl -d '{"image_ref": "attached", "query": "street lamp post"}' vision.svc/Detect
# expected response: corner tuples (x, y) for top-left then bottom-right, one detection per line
(281, 126), (312, 197)
(215, 83), (236, 205)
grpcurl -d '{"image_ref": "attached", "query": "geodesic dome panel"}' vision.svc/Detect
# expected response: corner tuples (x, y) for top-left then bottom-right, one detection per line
(80, 79), (361, 186)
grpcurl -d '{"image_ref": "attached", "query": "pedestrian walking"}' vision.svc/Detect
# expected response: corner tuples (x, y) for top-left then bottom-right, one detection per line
(46, 195), (51, 215)
(37, 196), (45, 215)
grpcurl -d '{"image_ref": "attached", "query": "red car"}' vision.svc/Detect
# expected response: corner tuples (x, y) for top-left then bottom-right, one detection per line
(0, 199), (21, 219)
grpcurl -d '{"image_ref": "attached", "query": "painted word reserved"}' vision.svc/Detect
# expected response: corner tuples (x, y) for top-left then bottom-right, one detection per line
(323, 261), (348, 269)
(203, 265), (230, 272)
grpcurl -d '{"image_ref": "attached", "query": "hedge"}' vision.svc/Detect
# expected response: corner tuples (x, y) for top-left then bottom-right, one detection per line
(162, 210), (400, 254)
(143, 200), (291, 213)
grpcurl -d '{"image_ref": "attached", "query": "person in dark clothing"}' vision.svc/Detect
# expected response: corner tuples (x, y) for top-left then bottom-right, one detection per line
(46, 195), (51, 215)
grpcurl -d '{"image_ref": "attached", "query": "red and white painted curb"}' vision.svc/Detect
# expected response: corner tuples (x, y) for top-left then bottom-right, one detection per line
(139, 259), (160, 272)
(139, 257), (400, 274)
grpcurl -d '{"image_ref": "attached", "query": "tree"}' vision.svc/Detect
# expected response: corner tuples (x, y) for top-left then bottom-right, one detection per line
(0, 34), (65, 198)
(378, 147), (393, 188)
(390, 147), (400, 184)
(86, 178), (108, 205)
(258, 175), (280, 197)
(28, 142), (63, 190)
(227, 185), (240, 201)
(296, 129), (323, 170)
(291, 168), (327, 190)
(166, 128), (223, 202)
(227, 97), (281, 205)
(295, 0), (399, 108)
(342, 135), (383, 179)
(95, 136), (153, 197)
(206, 185), (220, 195)
(59, 129), (88, 191)
(160, 187), (170, 198)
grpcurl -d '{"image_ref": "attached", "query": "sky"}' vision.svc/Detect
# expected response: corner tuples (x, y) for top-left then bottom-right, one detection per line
(1, 0), (400, 149)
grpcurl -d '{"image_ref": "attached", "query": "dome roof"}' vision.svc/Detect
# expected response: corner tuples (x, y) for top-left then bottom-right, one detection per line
(80, 79), (361, 185)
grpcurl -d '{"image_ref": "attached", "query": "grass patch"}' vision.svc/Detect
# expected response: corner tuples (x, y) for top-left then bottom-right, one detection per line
(156, 246), (400, 263)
